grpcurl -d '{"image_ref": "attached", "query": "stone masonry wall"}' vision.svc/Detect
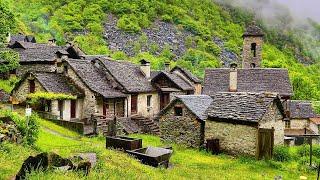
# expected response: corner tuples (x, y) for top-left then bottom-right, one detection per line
(205, 121), (257, 156)
(12, 78), (45, 103)
(17, 64), (56, 77)
(242, 36), (263, 68)
(65, 66), (96, 119)
(290, 119), (309, 129)
(159, 101), (203, 148)
(137, 92), (159, 118)
(259, 102), (285, 145)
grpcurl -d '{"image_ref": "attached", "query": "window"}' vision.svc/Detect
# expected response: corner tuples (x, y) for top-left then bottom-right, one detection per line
(63, 65), (68, 74)
(9, 69), (16, 75)
(147, 95), (152, 107)
(174, 106), (183, 116)
(251, 43), (257, 57)
(29, 80), (35, 93)
(250, 63), (256, 68)
(285, 120), (291, 129)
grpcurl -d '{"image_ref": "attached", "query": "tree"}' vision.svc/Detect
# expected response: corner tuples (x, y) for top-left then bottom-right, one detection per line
(0, 1), (16, 46)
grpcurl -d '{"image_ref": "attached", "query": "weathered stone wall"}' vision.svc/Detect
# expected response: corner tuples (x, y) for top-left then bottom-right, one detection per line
(65, 65), (96, 119)
(137, 92), (159, 117)
(205, 121), (257, 156)
(17, 64), (56, 77)
(259, 103), (285, 145)
(290, 119), (309, 129)
(159, 101), (203, 148)
(310, 122), (319, 134)
(242, 36), (263, 68)
(12, 78), (45, 103)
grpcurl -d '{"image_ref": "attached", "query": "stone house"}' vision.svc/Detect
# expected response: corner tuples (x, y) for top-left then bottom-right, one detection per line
(205, 92), (286, 158)
(158, 95), (213, 147)
(284, 100), (318, 145)
(11, 72), (83, 121)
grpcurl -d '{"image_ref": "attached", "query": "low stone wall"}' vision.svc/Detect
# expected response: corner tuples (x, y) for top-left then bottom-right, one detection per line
(205, 120), (257, 156)
(159, 102), (203, 148)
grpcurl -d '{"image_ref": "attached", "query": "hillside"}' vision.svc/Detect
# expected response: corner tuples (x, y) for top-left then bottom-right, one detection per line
(3, 0), (320, 100)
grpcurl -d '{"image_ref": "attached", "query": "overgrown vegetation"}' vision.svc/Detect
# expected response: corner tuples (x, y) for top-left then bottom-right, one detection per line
(4, 0), (320, 100)
(0, 76), (19, 93)
(27, 92), (76, 105)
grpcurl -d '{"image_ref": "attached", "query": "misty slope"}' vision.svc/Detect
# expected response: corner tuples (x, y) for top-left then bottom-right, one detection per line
(5, 0), (320, 100)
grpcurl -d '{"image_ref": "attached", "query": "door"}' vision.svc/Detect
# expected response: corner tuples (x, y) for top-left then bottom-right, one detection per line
(131, 95), (138, 114)
(160, 93), (170, 110)
(257, 128), (274, 160)
(70, 100), (76, 119)
(58, 100), (63, 120)
(29, 80), (35, 93)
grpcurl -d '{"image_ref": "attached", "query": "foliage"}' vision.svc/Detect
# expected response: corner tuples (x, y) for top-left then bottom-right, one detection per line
(312, 101), (320, 114)
(117, 14), (141, 33)
(0, 110), (39, 146)
(0, 50), (20, 73)
(0, 1), (16, 45)
(0, 76), (20, 93)
(27, 92), (76, 105)
(273, 145), (291, 162)
(73, 34), (110, 55)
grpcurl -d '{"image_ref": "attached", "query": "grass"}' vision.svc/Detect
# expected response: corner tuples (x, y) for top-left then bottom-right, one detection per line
(0, 118), (317, 179)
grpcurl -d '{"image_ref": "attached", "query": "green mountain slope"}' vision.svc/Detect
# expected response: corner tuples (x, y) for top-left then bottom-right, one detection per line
(3, 0), (320, 100)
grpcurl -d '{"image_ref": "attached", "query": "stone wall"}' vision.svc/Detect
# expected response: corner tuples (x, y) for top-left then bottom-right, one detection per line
(12, 77), (45, 103)
(205, 121), (257, 156)
(242, 36), (263, 68)
(17, 64), (56, 77)
(137, 92), (159, 117)
(290, 119), (309, 129)
(259, 102), (285, 145)
(65, 65), (96, 119)
(159, 101), (203, 148)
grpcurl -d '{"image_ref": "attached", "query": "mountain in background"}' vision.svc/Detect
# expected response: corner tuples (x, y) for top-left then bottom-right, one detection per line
(2, 0), (320, 101)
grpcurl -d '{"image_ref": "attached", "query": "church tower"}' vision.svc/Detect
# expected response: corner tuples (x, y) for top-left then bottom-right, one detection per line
(242, 23), (264, 68)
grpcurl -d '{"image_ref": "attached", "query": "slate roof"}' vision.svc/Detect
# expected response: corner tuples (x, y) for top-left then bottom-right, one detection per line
(203, 68), (293, 97)
(171, 66), (201, 83)
(67, 59), (126, 98)
(9, 42), (65, 62)
(206, 92), (283, 123)
(153, 71), (194, 91)
(10, 34), (26, 42)
(243, 24), (264, 37)
(97, 58), (154, 93)
(33, 72), (82, 96)
(175, 95), (213, 120)
(288, 100), (316, 119)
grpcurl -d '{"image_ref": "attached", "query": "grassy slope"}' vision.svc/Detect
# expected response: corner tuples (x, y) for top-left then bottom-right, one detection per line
(0, 118), (316, 179)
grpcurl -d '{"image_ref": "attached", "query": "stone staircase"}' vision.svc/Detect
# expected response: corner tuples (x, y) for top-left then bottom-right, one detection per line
(131, 115), (160, 135)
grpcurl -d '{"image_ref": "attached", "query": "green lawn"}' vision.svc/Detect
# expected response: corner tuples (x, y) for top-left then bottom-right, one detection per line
(0, 119), (317, 179)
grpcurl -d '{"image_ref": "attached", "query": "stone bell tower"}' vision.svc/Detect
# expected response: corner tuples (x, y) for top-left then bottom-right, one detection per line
(242, 23), (264, 68)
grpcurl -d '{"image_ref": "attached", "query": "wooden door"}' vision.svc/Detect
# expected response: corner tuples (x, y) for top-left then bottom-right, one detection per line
(257, 128), (274, 160)
(131, 95), (138, 114)
(70, 100), (76, 119)
(160, 93), (170, 110)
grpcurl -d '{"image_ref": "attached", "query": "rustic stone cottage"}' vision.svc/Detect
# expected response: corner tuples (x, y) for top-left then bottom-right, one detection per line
(11, 72), (83, 121)
(205, 92), (286, 158)
(284, 100), (318, 145)
(158, 95), (213, 147)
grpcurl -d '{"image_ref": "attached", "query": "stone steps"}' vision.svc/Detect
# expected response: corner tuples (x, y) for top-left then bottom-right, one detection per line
(131, 116), (160, 135)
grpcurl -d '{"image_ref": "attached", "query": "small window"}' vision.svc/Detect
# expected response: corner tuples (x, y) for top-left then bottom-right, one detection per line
(250, 63), (256, 68)
(174, 106), (183, 116)
(9, 69), (16, 75)
(147, 95), (152, 107)
(29, 80), (35, 93)
(285, 120), (291, 129)
(251, 43), (257, 57)
(63, 65), (68, 74)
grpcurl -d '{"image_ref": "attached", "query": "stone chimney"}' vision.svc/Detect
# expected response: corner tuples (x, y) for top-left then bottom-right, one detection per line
(164, 61), (170, 72)
(229, 63), (238, 92)
(48, 38), (56, 46)
(140, 59), (151, 78)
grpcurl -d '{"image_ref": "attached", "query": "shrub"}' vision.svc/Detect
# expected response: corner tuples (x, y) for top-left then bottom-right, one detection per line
(117, 14), (141, 33)
(1, 110), (39, 146)
(111, 51), (127, 60)
(273, 145), (291, 162)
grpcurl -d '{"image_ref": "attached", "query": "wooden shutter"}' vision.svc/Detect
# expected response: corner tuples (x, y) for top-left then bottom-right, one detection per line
(131, 95), (138, 114)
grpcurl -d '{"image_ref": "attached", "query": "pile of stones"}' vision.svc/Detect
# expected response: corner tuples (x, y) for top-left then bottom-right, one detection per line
(0, 117), (22, 143)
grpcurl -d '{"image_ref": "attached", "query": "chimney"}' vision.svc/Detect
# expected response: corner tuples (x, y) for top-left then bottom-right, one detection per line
(140, 59), (151, 78)
(164, 61), (170, 72)
(48, 38), (56, 46)
(229, 63), (238, 92)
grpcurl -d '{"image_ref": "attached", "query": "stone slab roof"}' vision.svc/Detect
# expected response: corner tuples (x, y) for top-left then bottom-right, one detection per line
(203, 68), (293, 97)
(67, 59), (126, 98)
(171, 66), (201, 83)
(206, 92), (283, 123)
(288, 100), (316, 119)
(97, 58), (154, 93)
(243, 24), (264, 37)
(176, 95), (213, 120)
(159, 71), (194, 91)
(33, 72), (82, 96)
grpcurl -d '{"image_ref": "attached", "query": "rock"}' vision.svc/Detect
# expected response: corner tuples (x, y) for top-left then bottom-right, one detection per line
(74, 161), (91, 176)
(15, 153), (49, 180)
(74, 153), (97, 167)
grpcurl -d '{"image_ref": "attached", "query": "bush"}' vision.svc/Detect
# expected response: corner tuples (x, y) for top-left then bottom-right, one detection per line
(273, 145), (291, 162)
(1, 110), (39, 146)
(117, 14), (141, 33)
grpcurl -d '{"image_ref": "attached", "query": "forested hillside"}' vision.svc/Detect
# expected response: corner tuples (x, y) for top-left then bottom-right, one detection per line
(2, 0), (320, 101)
